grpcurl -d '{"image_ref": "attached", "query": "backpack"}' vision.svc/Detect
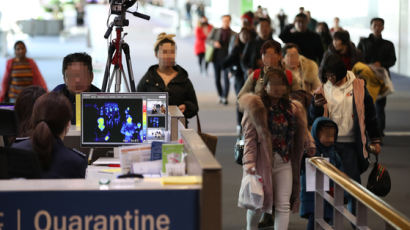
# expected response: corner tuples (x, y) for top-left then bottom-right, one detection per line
(252, 68), (293, 86)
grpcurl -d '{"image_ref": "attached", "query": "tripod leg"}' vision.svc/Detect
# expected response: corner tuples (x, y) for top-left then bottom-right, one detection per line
(120, 68), (131, 92)
(122, 43), (136, 92)
(102, 43), (116, 92)
(107, 65), (118, 92)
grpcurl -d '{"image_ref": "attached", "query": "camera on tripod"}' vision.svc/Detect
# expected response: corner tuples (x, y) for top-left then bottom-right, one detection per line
(109, 0), (137, 27)
(102, 0), (150, 93)
(110, 0), (136, 15)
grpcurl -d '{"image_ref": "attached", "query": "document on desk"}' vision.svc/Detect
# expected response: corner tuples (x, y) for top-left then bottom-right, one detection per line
(119, 144), (151, 174)
(92, 157), (120, 166)
(132, 160), (162, 174)
(306, 157), (330, 192)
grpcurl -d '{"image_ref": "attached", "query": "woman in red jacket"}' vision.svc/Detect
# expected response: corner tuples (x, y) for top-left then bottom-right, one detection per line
(0, 41), (47, 103)
(194, 16), (213, 75)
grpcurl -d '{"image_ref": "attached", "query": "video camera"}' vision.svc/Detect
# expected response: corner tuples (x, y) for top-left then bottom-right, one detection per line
(109, 0), (137, 15)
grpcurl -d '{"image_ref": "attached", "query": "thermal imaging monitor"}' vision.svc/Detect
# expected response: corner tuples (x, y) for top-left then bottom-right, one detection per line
(81, 92), (168, 146)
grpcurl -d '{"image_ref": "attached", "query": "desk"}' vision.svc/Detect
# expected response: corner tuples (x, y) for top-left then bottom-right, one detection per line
(0, 125), (222, 230)
(0, 179), (200, 229)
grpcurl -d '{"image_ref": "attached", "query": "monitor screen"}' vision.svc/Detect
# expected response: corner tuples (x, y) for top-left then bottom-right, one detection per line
(81, 92), (168, 147)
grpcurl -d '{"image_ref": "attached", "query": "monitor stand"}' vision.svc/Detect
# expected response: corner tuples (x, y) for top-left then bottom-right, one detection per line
(88, 148), (94, 165)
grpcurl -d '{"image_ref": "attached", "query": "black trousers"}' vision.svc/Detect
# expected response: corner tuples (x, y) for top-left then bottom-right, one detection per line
(197, 53), (208, 72)
(212, 61), (230, 98)
(234, 72), (245, 126)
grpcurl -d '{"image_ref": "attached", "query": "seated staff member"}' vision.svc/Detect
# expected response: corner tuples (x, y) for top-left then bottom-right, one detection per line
(52, 52), (100, 124)
(12, 92), (87, 178)
(137, 33), (199, 122)
(14, 85), (46, 140)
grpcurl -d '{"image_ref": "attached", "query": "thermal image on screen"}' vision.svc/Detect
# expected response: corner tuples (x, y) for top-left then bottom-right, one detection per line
(83, 99), (143, 144)
(81, 93), (168, 146)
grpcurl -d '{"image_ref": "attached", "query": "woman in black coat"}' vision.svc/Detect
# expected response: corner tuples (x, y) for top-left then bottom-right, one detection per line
(137, 33), (198, 121)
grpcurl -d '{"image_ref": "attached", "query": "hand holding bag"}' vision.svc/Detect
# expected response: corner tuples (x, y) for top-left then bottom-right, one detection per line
(196, 115), (218, 155)
(238, 173), (264, 210)
(366, 154), (391, 197)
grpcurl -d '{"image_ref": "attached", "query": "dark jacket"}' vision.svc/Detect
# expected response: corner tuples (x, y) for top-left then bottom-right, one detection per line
(300, 117), (343, 218)
(309, 76), (381, 172)
(222, 41), (246, 78)
(357, 34), (396, 71)
(279, 25), (324, 64)
(322, 42), (363, 70)
(52, 84), (101, 124)
(206, 27), (237, 62)
(241, 36), (273, 71)
(12, 138), (87, 179)
(137, 65), (198, 119)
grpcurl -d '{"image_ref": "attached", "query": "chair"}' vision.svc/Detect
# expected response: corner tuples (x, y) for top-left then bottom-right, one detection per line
(0, 107), (18, 147)
(0, 147), (41, 179)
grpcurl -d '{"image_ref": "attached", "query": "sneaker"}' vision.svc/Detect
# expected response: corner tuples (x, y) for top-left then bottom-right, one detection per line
(221, 97), (228, 105)
(258, 213), (274, 229)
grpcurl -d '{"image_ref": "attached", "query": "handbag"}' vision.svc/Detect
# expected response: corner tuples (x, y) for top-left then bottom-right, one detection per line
(234, 138), (244, 165)
(205, 43), (214, 63)
(366, 154), (391, 197)
(196, 115), (218, 155)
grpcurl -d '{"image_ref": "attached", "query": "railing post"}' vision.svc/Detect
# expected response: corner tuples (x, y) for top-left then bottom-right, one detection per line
(356, 201), (368, 228)
(315, 170), (324, 230)
(333, 183), (344, 230)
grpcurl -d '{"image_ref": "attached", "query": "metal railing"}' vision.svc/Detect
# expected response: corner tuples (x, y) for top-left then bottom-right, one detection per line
(309, 157), (410, 230)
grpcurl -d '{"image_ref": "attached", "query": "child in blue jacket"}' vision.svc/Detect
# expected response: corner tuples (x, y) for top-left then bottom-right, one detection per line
(300, 117), (343, 230)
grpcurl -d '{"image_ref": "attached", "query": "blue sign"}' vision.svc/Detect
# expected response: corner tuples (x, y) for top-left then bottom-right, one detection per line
(0, 189), (199, 230)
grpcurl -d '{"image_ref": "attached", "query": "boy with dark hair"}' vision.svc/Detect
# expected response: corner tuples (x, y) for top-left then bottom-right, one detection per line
(300, 117), (343, 230)
(53, 52), (101, 124)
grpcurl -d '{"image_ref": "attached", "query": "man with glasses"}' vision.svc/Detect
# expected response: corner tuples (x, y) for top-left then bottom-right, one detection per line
(53, 52), (101, 124)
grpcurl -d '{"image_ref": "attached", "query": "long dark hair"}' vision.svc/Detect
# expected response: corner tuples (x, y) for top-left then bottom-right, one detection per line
(30, 92), (72, 169)
(15, 86), (46, 137)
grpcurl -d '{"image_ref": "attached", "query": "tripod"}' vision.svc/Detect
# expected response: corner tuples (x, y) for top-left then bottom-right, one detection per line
(102, 26), (136, 92)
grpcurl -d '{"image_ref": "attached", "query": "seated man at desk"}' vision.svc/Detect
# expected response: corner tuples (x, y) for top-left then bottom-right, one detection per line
(53, 52), (101, 124)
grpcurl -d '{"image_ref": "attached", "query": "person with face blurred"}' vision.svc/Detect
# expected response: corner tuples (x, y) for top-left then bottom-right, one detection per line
(358, 17), (396, 137)
(239, 68), (309, 230)
(316, 22), (333, 52)
(0, 41), (47, 103)
(52, 52), (100, 124)
(283, 43), (320, 94)
(222, 28), (251, 135)
(238, 40), (289, 99)
(309, 53), (381, 215)
(137, 33), (198, 121)
(241, 17), (273, 75)
(279, 13), (323, 64)
(330, 17), (344, 36)
(322, 30), (363, 71)
(206, 15), (237, 105)
(300, 117), (342, 230)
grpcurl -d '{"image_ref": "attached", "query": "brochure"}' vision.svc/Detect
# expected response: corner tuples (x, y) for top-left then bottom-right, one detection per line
(161, 143), (184, 173)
